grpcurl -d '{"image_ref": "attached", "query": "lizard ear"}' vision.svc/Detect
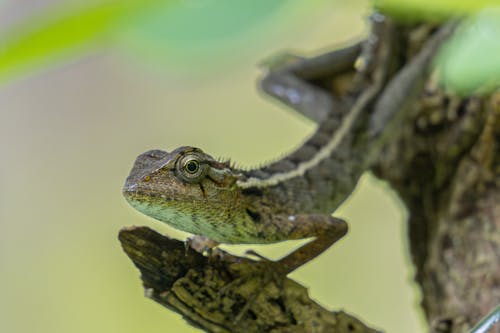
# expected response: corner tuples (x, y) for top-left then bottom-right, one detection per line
(176, 152), (208, 183)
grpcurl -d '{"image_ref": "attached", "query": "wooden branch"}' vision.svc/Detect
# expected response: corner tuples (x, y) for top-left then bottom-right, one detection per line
(119, 227), (382, 333)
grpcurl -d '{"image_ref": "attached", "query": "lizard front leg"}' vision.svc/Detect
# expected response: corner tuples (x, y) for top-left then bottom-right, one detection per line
(254, 214), (348, 274)
(221, 213), (347, 322)
(188, 214), (347, 275)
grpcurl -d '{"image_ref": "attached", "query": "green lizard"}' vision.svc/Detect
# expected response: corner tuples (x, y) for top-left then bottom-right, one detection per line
(123, 16), (455, 274)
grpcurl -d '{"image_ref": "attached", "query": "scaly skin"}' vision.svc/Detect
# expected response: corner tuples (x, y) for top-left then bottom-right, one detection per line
(123, 146), (267, 244)
(123, 145), (348, 273)
(123, 17), (455, 274)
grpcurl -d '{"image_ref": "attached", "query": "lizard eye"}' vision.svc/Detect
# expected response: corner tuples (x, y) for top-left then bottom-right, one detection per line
(184, 159), (199, 174)
(177, 154), (206, 182)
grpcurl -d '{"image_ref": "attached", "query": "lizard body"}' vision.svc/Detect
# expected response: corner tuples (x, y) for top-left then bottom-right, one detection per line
(123, 16), (455, 273)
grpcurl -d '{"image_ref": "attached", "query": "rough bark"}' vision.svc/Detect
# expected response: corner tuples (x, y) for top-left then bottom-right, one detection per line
(119, 227), (381, 333)
(119, 15), (499, 333)
(373, 77), (500, 333)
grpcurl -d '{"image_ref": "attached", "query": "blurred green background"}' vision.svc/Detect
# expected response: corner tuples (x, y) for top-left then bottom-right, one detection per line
(1, 1), (497, 332)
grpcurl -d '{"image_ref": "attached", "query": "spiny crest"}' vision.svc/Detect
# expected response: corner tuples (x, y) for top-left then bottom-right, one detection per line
(213, 155), (251, 173)
(215, 155), (232, 167)
(214, 148), (298, 174)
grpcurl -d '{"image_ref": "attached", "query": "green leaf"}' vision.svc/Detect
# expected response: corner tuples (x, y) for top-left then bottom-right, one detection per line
(0, 0), (171, 85)
(437, 8), (500, 95)
(376, 0), (500, 21)
(114, 0), (299, 73)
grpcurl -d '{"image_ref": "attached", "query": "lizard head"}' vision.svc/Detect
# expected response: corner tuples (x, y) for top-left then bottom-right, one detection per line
(122, 146), (244, 239)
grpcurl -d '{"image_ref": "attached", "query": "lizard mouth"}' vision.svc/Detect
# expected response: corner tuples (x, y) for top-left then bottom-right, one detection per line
(122, 183), (142, 202)
(122, 186), (178, 224)
(122, 184), (175, 203)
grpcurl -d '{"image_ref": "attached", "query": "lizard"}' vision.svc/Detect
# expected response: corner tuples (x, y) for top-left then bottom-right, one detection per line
(122, 15), (456, 275)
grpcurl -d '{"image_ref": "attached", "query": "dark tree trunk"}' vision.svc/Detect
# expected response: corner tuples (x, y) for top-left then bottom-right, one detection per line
(373, 79), (500, 333)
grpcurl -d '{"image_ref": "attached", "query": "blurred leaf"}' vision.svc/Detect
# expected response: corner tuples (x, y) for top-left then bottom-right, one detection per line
(0, 0), (172, 85)
(376, 0), (500, 21)
(436, 7), (500, 95)
(0, 0), (301, 83)
(375, 1), (500, 94)
(115, 0), (299, 73)
(130, 0), (289, 46)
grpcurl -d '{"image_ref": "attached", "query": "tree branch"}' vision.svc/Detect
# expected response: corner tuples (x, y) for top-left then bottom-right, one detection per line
(119, 227), (381, 333)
